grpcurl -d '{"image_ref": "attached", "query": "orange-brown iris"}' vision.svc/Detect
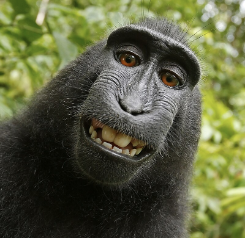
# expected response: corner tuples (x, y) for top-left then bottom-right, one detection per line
(119, 53), (137, 67)
(161, 72), (180, 87)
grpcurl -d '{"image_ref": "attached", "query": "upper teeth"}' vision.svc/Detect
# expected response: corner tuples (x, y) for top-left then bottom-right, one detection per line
(113, 132), (132, 148)
(88, 119), (146, 157)
(102, 125), (117, 142)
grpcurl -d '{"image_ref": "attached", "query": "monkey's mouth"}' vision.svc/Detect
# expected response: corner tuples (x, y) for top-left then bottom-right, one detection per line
(84, 118), (152, 159)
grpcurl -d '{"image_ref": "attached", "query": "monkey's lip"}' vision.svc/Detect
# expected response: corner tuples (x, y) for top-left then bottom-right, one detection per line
(81, 119), (154, 161)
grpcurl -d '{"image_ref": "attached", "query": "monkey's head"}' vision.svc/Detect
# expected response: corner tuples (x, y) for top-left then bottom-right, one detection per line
(72, 18), (201, 186)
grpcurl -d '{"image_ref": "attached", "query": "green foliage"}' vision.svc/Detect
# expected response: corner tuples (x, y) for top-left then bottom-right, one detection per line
(0, 0), (244, 237)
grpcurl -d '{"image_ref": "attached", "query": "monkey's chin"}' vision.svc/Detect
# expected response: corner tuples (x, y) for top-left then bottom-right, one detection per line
(74, 119), (155, 186)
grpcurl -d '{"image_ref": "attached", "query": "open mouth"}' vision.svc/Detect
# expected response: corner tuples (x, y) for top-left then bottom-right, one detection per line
(87, 118), (149, 158)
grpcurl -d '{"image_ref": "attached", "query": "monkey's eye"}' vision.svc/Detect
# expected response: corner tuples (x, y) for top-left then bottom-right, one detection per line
(118, 53), (139, 67)
(161, 72), (181, 87)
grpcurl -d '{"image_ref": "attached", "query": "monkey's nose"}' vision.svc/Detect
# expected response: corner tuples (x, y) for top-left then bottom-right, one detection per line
(119, 94), (143, 115)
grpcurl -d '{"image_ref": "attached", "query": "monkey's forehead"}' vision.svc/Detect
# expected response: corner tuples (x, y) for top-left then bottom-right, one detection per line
(107, 25), (201, 83)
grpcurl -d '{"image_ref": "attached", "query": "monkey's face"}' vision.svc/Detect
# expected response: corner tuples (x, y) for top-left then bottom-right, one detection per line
(75, 24), (201, 186)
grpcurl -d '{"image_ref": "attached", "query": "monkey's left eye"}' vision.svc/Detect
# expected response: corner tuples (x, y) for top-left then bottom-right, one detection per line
(118, 53), (139, 67)
(161, 72), (182, 87)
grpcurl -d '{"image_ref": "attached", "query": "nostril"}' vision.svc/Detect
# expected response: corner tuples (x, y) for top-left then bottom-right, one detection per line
(131, 111), (141, 116)
(119, 95), (143, 115)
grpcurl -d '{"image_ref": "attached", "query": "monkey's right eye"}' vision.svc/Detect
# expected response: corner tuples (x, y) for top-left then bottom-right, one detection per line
(161, 72), (181, 87)
(118, 53), (139, 67)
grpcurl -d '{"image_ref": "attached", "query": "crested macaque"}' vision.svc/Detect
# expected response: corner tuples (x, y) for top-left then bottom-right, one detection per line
(0, 18), (201, 238)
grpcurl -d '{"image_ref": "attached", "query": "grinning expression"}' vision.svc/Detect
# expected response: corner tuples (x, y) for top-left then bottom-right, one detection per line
(89, 118), (146, 157)
(74, 23), (200, 186)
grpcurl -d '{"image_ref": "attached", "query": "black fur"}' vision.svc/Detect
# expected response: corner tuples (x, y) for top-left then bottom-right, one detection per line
(0, 18), (201, 238)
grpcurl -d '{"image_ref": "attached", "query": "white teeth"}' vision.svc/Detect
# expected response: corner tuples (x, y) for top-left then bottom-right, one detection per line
(95, 138), (102, 144)
(112, 146), (122, 153)
(131, 139), (139, 147)
(102, 125), (117, 142)
(90, 119), (146, 157)
(130, 149), (137, 157)
(114, 133), (132, 148)
(131, 138), (145, 147)
(102, 142), (112, 149)
(91, 131), (97, 139)
(136, 147), (143, 155)
(89, 126), (94, 134)
(122, 149), (130, 155)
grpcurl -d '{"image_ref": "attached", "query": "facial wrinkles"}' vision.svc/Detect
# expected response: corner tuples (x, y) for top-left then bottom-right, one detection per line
(96, 70), (122, 88)
(151, 89), (178, 119)
(92, 70), (125, 101)
(128, 64), (156, 109)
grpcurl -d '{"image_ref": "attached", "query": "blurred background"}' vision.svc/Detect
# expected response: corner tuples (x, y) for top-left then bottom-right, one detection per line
(0, 0), (244, 237)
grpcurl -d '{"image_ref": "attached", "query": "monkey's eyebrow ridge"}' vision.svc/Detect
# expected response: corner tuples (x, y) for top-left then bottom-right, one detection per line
(107, 25), (201, 83)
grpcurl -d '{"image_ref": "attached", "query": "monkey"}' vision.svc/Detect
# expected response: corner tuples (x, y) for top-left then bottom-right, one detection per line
(0, 18), (201, 238)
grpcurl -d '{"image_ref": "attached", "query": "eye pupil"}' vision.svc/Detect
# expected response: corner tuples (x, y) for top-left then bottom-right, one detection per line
(126, 56), (133, 63)
(118, 53), (138, 67)
(166, 76), (173, 82)
(161, 72), (180, 87)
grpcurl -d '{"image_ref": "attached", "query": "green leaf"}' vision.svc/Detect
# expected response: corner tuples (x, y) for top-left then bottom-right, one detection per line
(83, 6), (105, 23)
(9, 0), (30, 15)
(0, 95), (13, 119)
(224, 201), (245, 215)
(16, 15), (43, 43)
(53, 32), (78, 69)
(221, 195), (244, 207)
(227, 187), (245, 196)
